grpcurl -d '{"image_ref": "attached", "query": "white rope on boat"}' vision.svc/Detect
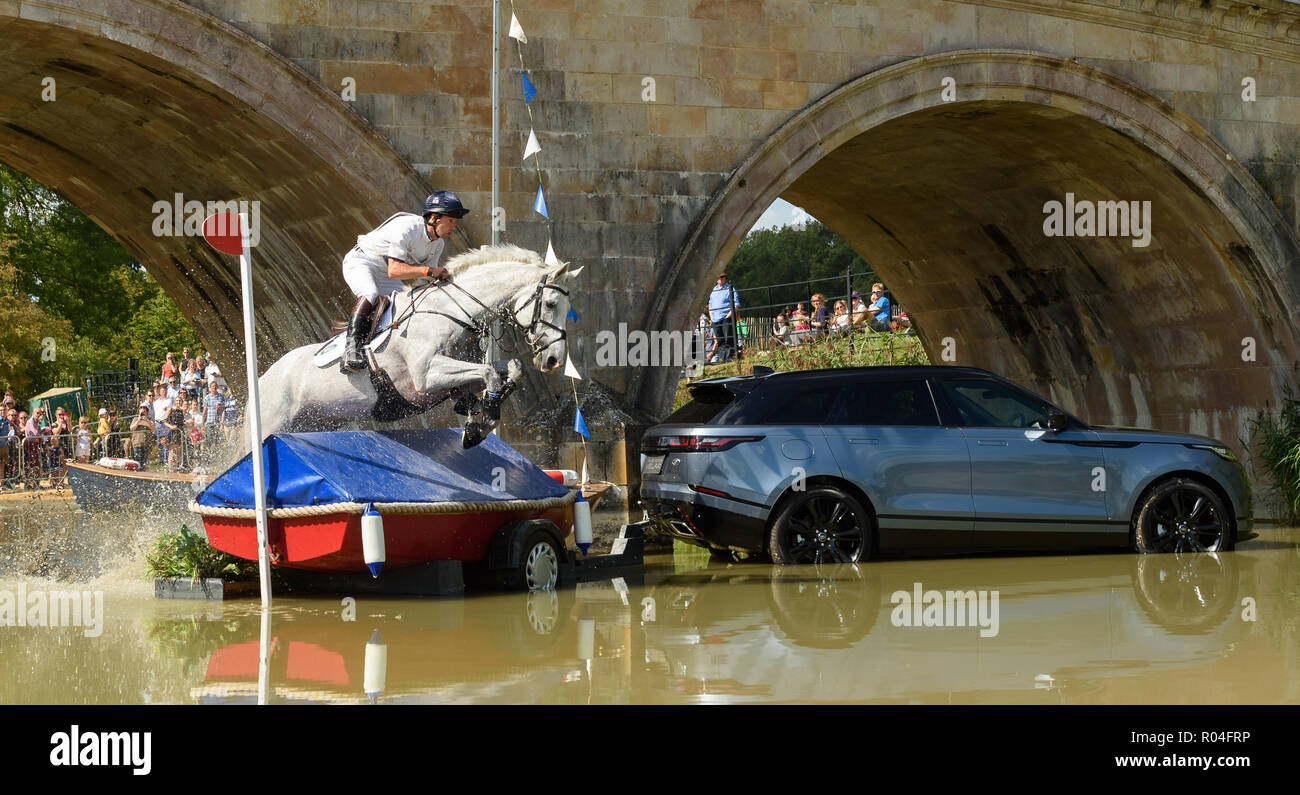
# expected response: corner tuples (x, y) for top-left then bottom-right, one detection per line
(186, 490), (576, 519)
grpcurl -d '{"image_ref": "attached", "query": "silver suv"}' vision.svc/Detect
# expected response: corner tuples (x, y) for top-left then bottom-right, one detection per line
(640, 366), (1251, 564)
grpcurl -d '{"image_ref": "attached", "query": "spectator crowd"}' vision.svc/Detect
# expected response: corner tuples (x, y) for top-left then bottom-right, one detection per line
(699, 276), (914, 365)
(1, 350), (243, 490)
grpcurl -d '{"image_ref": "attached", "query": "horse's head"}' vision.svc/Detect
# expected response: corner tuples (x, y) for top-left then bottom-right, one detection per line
(512, 261), (584, 372)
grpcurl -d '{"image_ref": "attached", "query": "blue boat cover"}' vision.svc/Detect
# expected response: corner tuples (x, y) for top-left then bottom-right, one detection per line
(196, 430), (568, 509)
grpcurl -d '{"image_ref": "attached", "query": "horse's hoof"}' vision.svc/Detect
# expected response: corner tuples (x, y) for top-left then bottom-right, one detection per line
(462, 423), (486, 449)
(452, 394), (475, 416)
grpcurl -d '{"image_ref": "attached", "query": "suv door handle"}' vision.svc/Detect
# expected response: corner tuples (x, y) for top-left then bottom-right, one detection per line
(848, 438), (878, 444)
(976, 440), (1008, 446)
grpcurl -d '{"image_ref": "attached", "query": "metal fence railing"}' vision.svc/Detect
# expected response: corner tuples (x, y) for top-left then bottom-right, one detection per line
(701, 267), (916, 363)
(1, 423), (245, 491)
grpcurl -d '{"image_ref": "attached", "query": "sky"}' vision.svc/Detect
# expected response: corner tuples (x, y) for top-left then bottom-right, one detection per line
(749, 198), (810, 233)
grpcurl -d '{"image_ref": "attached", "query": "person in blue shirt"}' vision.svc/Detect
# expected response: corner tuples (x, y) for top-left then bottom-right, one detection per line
(203, 381), (225, 442)
(707, 272), (740, 363)
(867, 283), (891, 331)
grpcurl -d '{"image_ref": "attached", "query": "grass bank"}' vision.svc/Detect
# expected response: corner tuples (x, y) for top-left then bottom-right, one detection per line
(674, 331), (928, 410)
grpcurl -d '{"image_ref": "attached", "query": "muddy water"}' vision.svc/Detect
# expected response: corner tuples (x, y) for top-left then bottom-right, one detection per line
(2, 504), (1298, 704)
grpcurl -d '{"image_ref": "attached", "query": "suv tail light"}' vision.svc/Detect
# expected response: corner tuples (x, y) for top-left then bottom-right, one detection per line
(658, 435), (764, 452)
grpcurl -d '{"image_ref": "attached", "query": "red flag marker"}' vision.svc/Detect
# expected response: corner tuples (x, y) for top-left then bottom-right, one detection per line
(202, 212), (244, 256)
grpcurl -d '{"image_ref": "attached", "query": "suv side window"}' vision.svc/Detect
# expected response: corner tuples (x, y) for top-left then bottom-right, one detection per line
(830, 379), (939, 426)
(939, 378), (1051, 429)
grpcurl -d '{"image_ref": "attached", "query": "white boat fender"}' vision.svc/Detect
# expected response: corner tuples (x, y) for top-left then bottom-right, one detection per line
(362, 503), (385, 578)
(364, 629), (387, 704)
(573, 492), (593, 555)
(577, 611), (595, 662)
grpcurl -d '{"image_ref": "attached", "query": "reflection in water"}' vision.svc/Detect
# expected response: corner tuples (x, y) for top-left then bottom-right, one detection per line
(2, 503), (1299, 703)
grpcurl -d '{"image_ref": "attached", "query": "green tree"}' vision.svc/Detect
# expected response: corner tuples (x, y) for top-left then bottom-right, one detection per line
(110, 290), (204, 370)
(724, 220), (877, 315)
(0, 259), (72, 397)
(0, 164), (204, 398)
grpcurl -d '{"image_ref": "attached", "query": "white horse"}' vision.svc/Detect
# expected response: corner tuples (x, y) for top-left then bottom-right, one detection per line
(257, 244), (581, 447)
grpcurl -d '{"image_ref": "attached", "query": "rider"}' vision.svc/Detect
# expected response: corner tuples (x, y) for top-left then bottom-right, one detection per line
(340, 190), (469, 373)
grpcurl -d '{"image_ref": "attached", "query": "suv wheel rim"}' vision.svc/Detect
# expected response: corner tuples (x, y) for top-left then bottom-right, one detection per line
(1145, 487), (1224, 553)
(787, 497), (864, 564)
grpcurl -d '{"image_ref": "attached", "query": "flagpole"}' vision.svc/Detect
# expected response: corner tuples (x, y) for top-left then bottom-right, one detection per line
(488, 0), (501, 371)
(237, 211), (272, 609)
(491, 0), (500, 249)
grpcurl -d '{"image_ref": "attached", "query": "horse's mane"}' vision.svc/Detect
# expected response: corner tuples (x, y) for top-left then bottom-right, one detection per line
(444, 244), (547, 276)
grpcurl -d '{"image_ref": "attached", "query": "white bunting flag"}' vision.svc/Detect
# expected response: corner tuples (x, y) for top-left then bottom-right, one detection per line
(509, 13), (527, 43)
(523, 128), (542, 162)
(564, 353), (583, 380)
(545, 240), (561, 266)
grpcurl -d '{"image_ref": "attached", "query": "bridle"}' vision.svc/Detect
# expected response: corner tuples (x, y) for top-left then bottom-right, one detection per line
(390, 272), (569, 359)
(512, 274), (570, 357)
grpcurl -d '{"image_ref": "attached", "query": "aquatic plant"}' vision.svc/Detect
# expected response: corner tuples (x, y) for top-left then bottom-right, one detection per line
(144, 524), (256, 582)
(1245, 387), (1300, 525)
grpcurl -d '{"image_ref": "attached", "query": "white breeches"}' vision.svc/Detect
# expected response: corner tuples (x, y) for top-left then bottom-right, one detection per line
(342, 251), (405, 302)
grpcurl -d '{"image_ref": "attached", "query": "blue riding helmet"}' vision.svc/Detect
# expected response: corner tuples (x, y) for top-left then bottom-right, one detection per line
(423, 190), (469, 219)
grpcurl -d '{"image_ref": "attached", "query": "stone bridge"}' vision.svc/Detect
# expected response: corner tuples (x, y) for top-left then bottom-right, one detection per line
(4, 0), (1300, 480)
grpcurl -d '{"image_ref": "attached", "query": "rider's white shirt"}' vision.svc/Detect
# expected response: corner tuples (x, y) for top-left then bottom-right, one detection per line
(345, 213), (445, 300)
(353, 213), (446, 271)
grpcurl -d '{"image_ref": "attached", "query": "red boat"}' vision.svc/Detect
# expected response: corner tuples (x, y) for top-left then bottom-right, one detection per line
(188, 430), (578, 589)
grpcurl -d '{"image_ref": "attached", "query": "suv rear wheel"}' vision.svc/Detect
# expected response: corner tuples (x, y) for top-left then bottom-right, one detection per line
(768, 486), (872, 564)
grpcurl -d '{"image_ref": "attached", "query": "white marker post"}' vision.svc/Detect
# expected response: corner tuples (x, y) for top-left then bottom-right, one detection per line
(235, 212), (272, 610)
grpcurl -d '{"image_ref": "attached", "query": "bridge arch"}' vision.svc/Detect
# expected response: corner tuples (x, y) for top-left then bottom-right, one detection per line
(644, 50), (1300, 442)
(0, 0), (429, 380)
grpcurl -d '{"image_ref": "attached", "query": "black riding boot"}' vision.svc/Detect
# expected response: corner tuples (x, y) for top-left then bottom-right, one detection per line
(340, 297), (374, 373)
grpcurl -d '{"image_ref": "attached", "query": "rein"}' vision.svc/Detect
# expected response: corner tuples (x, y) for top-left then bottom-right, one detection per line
(386, 272), (568, 357)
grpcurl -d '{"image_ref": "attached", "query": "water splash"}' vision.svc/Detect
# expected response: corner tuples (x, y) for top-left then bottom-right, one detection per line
(0, 499), (183, 597)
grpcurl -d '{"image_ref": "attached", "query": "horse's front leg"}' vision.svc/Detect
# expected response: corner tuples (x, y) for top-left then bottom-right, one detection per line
(476, 359), (525, 422)
(417, 355), (499, 403)
(415, 355), (512, 448)
(462, 359), (526, 448)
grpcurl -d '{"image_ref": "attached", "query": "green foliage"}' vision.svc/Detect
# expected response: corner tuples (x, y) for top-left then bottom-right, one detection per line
(144, 524), (257, 582)
(1246, 389), (1300, 525)
(0, 259), (72, 396)
(0, 164), (203, 398)
(724, 221), (877, 313)
(110, 290), (203, 369)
